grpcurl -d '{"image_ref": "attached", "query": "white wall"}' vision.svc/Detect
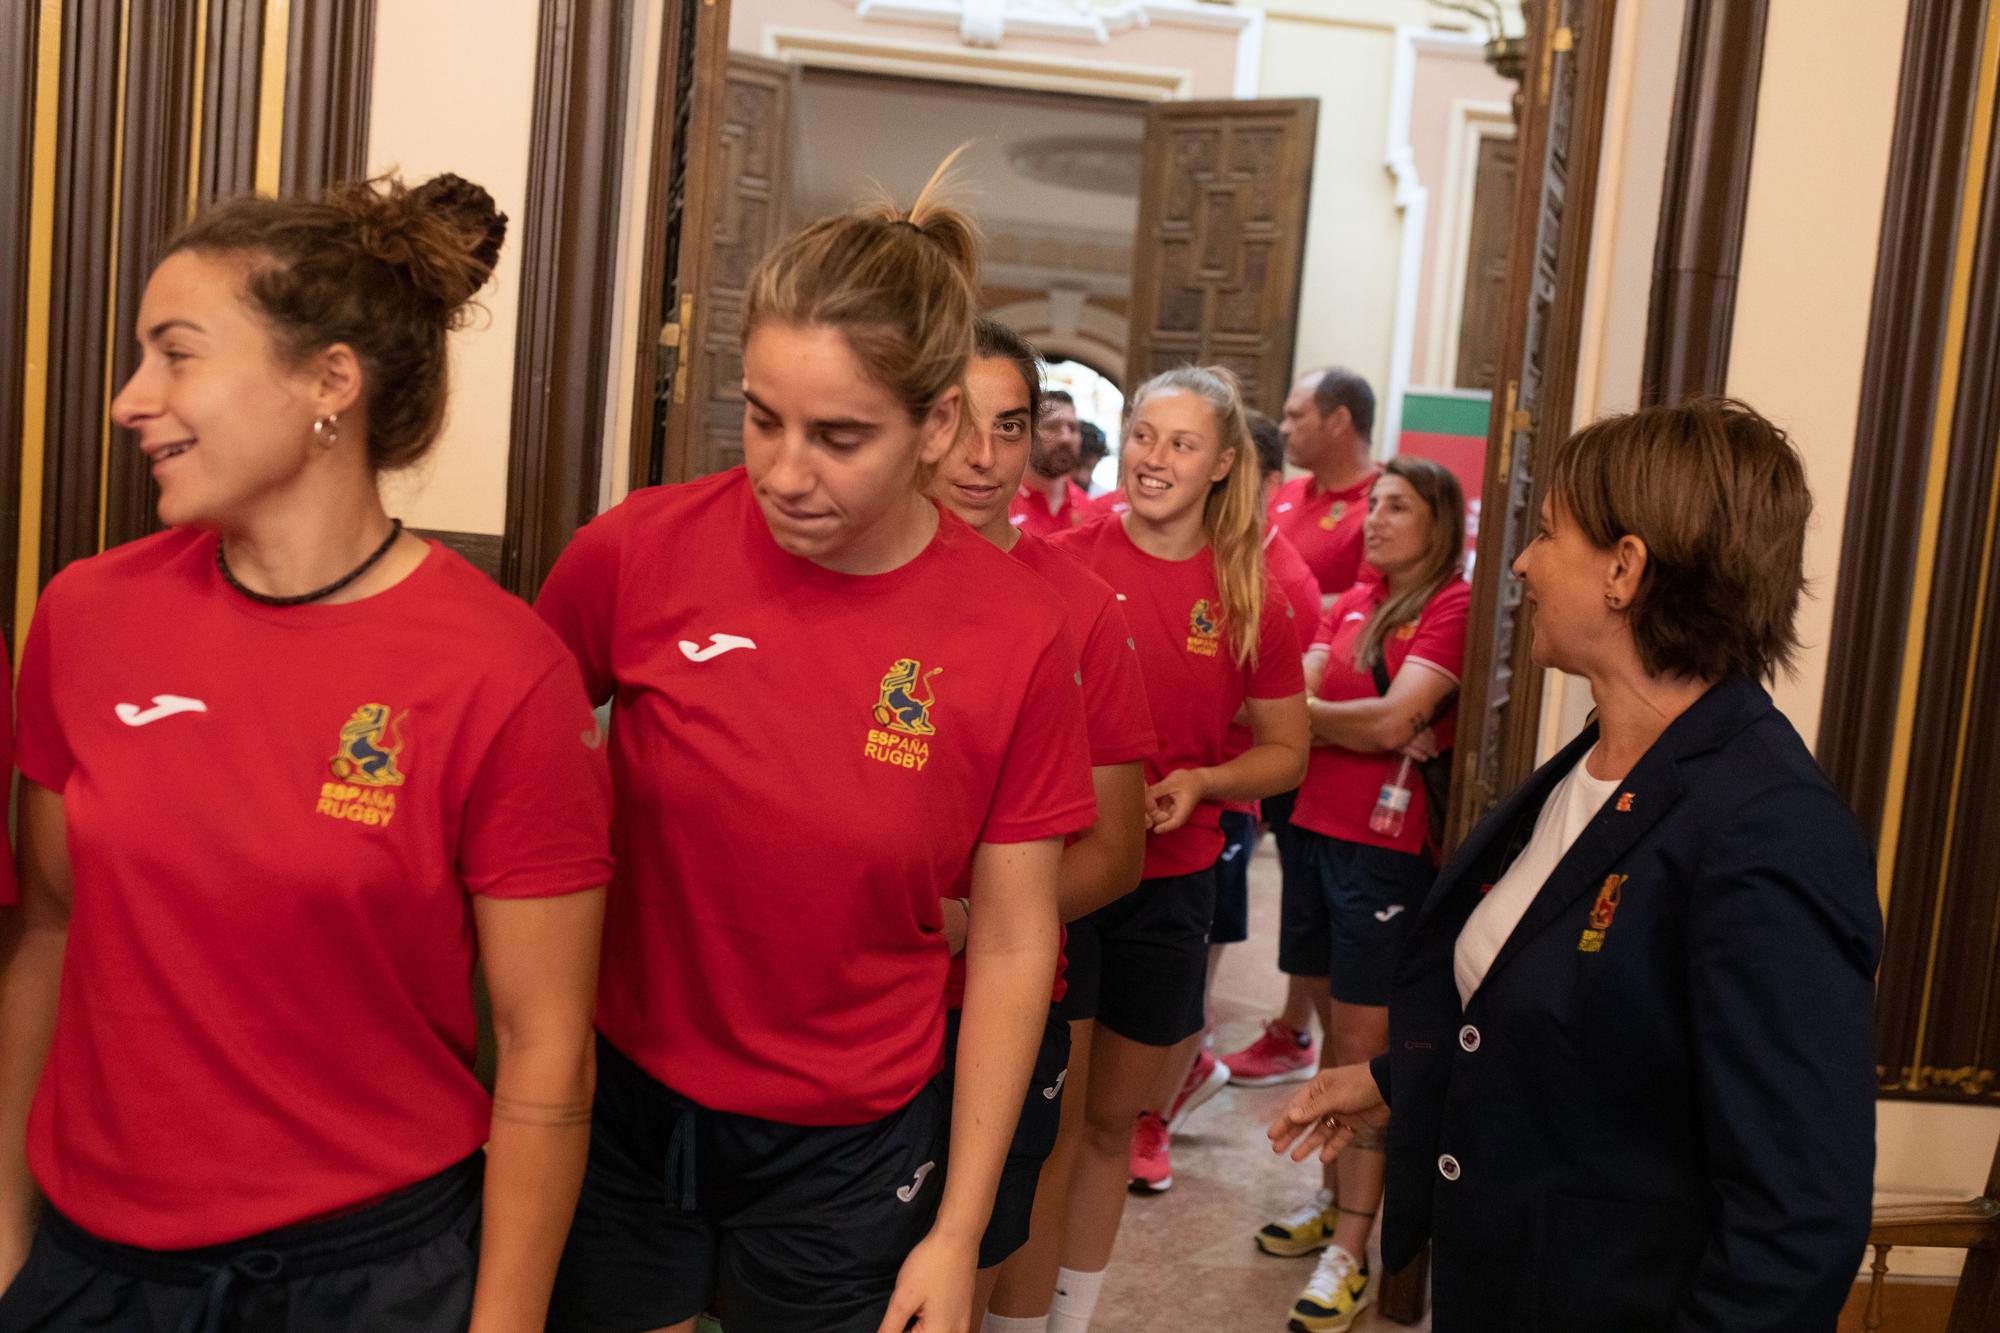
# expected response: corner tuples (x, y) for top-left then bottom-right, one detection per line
(366, 0), (541, 535)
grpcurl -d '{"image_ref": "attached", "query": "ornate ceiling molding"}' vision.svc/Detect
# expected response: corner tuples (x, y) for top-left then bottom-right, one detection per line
(842, 0), (1257, 50)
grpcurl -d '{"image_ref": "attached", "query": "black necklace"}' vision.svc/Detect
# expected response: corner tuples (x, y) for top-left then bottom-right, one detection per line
(216, 519), (405, 607)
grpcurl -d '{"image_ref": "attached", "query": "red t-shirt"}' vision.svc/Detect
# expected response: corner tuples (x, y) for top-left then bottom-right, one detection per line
(1291, 578), (1470, 856)
(1052, 516), (1305, 878)
(1222, 528), (1323, 814)
(942, 532), (1158, 1009)
(13, 530), (613, 1249)
(1087, 489), (1130, 519)
(536, 469), (1096, 1124)
(1009, 479), (1095, 539)
(1268, 472), (1377, 597)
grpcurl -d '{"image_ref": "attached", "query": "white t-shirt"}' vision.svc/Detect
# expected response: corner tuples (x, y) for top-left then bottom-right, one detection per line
(1453, 747), (1623, 1007)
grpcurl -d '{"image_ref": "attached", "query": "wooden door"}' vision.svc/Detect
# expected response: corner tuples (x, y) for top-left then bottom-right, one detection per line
(626, 0), (735, 492)
(681, 54), (795, 481)
(1454, 133), (1518, 391)
(1126, 99), (1317, 418)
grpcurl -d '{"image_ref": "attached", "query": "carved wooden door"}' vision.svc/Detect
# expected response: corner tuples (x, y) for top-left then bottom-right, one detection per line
(1454, 133), (1518, 391)
(681, 54), (795, 480)
(1126, 99), (1317, 418)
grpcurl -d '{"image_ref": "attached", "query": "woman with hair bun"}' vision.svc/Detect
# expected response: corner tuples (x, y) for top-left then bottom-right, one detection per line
(0, 174), (613, 1331)
(537, 164), (1094, 1333)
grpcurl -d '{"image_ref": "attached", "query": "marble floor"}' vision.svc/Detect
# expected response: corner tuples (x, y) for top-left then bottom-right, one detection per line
(1092, 835), (1426, 1333)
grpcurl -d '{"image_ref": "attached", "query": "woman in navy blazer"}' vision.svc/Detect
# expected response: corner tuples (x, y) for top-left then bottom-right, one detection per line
(1271, 398), (1881, 1333)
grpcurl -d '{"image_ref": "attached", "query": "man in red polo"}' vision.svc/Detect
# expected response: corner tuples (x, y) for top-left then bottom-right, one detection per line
(1268, 369), (1379, 603)
(1009, 390), (1094, 537)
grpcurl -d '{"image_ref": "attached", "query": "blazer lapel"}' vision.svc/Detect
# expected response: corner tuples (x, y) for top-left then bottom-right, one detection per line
(1417, 722), (1599, 933)
(1474, 749), (1683, 993)
(1472, 676), (1770, 992)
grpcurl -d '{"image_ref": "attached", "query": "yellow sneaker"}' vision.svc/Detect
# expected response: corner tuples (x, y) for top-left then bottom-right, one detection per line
(1289, 1244), (1370, 1332)
(1255, 1188), (1339, 1257)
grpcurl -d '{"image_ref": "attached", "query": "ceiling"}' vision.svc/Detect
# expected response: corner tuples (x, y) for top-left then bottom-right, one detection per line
(790, 70), (1144, 239)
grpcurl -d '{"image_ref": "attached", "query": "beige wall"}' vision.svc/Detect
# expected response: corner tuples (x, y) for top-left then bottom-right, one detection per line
(1726, 0), (1909, 745)
(1259, 0), (1441, 393)
(366, 0), (541, 536)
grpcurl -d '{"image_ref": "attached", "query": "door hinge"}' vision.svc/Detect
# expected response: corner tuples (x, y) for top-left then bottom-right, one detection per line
(668, 294), (695, 405)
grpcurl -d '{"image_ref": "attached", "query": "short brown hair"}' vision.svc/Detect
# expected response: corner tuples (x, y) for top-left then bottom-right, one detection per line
(168, 173), (507, 471)
(1547, 397), (1809, 683)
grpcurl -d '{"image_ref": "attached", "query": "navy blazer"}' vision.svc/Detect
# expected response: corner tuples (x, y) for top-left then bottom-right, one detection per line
(1372, 676), (1881, 1331)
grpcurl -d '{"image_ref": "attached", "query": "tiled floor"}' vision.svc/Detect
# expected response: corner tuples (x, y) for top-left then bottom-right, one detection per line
(1093, 836), (1426, 1332)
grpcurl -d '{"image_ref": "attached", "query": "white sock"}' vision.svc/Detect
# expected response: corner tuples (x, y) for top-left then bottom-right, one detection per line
(983, 1314), (1049, 1333)
(1049, 1266), (1106, 1333)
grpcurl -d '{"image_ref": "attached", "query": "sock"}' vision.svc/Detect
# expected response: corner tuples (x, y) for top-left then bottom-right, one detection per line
(983, 1314), (1049, 1333)
(1049, 1266), (1106, 1333)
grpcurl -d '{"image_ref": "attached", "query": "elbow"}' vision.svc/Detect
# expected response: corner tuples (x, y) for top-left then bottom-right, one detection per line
(1279, 740), (1309, 790)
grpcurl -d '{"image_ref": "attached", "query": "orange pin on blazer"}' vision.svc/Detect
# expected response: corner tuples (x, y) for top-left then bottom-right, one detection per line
(1578, 874), (1629, 952)
(1616, 792), (1634, 813)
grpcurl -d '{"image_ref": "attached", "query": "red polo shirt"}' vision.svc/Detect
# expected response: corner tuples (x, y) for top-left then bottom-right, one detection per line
(1291, 577), (1470, 857)
(1268, 471), (1377, 597)
(537, 469), (1096, 1124)
(1009, 478), (1095, 538)
(1223, 528), (1322, 814)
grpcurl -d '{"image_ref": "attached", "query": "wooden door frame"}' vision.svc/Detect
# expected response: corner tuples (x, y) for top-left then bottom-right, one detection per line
(1444, 0), (1621, 848)
(1639, 0), (1769, 406)
(500, 0), (635, 600)
(625, 0), (733, 493)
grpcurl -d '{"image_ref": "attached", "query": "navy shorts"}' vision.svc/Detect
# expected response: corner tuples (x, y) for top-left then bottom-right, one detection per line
(1058, 866), (1216, 1046)
(1277, 828), (1433, 1005)
(0, 1154), (482, 1332)
(942, 1005), (1072, 1269)
(548, 1035), (946, 1332)
(1208, 810), (1260, 945)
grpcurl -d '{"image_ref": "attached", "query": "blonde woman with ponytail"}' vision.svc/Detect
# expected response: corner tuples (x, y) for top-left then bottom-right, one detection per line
(1044, 366), (1309, 1330)
(536, 160), (1096, 1333)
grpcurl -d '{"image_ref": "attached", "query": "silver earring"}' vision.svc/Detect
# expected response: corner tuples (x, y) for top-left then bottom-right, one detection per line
(312, 413), (339, 448)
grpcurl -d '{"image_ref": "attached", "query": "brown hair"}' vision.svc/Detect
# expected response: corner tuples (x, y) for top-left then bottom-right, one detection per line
(745, 153), (979, 434)
(1355, 456), (1466, 670)
(167, 172), (507, 471)
(974, 317), (1042, 425)
(1127, 366), (1266, 667)
(1546, 397), (1810, 683)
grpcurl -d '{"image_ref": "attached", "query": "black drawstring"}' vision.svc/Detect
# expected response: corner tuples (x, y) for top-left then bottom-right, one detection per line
(176, 1249), (284, 1333)
(664, 1111), (699, 1213)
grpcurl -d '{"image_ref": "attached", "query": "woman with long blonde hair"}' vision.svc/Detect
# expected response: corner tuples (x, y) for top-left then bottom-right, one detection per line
(1042, 365), (1309, 1331)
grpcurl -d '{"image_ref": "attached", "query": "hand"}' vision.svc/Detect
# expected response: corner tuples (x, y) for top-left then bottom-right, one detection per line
(1143, 769), (1207, 835)
(1268, 1062), (1390, 1164)
(875, 1226), (978, 1333)
(940, 897), (968, 957)
(1401, 728), (1440, 762)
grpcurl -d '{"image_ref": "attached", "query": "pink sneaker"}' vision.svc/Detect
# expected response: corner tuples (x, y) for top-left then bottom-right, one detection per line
(1128, 1111), (1172, 1192)
(1166, 1048), (1231, 1134)
(1221, 1020), (1317, 1086)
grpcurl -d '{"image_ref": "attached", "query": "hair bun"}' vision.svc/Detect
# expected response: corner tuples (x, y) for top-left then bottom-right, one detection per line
(860, 144), (980, 287)
(335, 172), (508, 316)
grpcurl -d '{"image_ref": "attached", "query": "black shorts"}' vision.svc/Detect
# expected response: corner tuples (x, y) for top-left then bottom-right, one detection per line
(548, 1035), (947, 1333)
(1059, 867), (1215, 1046)
(1208, 809), (1260, 945)
(0, 1154), (481, 1332)
(941, 1005), (1072, 1269)
(1277, 828), (1433, 1005)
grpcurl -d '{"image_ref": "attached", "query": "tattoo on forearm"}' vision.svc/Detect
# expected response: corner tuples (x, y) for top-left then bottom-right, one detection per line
(491, 1094), (593, 1128)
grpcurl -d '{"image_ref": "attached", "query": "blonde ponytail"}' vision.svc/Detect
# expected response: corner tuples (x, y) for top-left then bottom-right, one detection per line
(1129, 366), (1267, 667)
